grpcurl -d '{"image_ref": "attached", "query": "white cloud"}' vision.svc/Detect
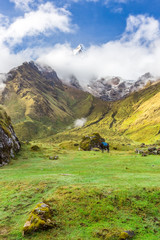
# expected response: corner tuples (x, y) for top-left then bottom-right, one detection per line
(0, 8), (160, 95)
(74, 118), (87, 128)
(105, 0), (129, 5)
(37, 15), (160, 85)
(112, 7), (123, 13)
(10, 0), (35, 11)
(0, 2), (74, 75)
(1, 2), (73, 46)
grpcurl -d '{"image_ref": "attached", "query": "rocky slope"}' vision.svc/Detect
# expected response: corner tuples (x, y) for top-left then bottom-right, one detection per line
(0, 106), (20, 166)
(86, 73), (157, 101)
(0, 61), (108, 140)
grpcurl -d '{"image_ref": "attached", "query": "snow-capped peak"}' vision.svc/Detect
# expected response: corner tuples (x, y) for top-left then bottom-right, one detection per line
(73, 44), (85, 55)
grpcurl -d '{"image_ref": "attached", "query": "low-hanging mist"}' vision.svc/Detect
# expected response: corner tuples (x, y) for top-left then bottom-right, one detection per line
(74, 118), (87, 128)
(37, 15), (160, 86)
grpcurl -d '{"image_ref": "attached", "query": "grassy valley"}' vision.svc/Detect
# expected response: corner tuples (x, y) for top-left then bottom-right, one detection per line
(0, 143), (160, 239)
(1, 63), (160, 240)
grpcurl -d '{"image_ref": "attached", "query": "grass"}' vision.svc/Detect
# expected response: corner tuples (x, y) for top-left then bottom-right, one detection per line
(0, 143), (160, 239)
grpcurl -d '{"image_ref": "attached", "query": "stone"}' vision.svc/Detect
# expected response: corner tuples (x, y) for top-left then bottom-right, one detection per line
(157, 148), (160, 155)
(23, 202), (54, 236)
(135, 149), (143, 154)
(140, 143), (145, 148)
(49, 156), (59, 160)
(74, 143), (79, 146)
(119, 230), (135, 239)
(31, 145), (40, 151)
(142, 152), (147, 157)
(148, 147), (157, 152)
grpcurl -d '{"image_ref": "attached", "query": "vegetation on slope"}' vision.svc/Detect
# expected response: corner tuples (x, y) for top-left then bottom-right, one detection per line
(51, 80), (160, 145)
(0, 62), (108, 141)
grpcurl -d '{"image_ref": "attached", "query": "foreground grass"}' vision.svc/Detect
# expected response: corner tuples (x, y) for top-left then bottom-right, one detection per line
(0, 143), (160, 239)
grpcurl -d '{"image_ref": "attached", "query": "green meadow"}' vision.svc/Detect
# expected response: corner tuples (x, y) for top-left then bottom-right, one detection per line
(0, 143), (160, 239)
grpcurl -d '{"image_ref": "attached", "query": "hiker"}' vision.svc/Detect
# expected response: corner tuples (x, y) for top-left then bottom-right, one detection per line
(99, 142), (109, 153)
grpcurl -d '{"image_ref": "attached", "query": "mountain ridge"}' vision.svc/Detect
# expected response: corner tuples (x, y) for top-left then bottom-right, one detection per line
(0, 61), (108, 140)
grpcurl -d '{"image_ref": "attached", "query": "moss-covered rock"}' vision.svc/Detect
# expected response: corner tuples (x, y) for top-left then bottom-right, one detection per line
(119, 231), (135, 239)
(0, 106), (20, 166)
(119, 232), (129, 239)
(80, 133), (105, 151)
(23, 202), (54, 236)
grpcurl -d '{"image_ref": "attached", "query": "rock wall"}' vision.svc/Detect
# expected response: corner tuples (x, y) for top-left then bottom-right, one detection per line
(0, 107), (20, 167)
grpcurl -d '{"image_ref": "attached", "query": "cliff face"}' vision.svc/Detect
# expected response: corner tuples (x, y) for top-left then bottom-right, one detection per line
(0, 107), (20, 166)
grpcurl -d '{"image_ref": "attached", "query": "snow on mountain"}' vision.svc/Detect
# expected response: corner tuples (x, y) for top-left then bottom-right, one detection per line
(86, 73), (158, 101)
(73, 44), (85, 55)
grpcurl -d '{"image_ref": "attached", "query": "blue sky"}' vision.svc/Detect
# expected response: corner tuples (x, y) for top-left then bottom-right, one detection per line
(0, 0), (160, 84)
(0, 0), (160, 47)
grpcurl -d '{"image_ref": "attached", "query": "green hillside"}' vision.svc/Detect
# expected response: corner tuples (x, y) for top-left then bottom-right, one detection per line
(52, 80), (160, 145)
(0, 62), (108, 141)
(1, 62), (160, 144)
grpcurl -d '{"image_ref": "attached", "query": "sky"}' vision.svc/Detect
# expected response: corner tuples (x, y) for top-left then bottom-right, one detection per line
(0, 0), (160, 85)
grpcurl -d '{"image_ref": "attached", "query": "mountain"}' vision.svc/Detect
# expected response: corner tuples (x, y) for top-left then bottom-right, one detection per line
(86, 73), (157, 101)
(0, 106), (20, 166)
(0, 61), (108, 141)
(52, 78), (160, 144)
(73, 44), (85, 55)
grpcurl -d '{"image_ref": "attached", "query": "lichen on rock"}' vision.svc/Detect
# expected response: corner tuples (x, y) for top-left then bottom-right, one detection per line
(23, 202), (54, 236)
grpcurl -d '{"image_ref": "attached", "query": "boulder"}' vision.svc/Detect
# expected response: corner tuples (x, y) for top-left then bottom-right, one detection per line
(142, 152), (147, 157)
(49, 156), (59, 160)
(140, 143), (145, 148)
(23, 202), (54, 236)
(135, 149), (143, 154)
(0, 107), (20, 166)
(80, 133), (105, 151)
(31, 145), (40, 151)
(148, 147), (157, 152)
(157, 148), (160, 155)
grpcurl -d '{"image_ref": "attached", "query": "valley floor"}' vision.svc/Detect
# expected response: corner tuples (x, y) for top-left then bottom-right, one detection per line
(0, 143), (160, 239)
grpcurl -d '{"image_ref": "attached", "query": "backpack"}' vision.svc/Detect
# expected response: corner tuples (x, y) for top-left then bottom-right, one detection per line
(102, 142), (108, 147)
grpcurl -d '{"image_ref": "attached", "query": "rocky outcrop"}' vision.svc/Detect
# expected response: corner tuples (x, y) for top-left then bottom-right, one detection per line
(0, 107), (20, 166)
(86, 73), (157, 101)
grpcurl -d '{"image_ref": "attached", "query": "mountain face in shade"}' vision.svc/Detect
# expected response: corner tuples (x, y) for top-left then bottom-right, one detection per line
(0, 61), (108, 141)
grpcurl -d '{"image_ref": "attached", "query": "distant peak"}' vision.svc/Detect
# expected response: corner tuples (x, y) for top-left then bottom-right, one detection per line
(73, 44), (85, 55)
(138, 72), (154, 81)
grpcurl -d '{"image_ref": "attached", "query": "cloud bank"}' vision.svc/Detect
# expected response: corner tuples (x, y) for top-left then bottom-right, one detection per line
(37, 15), (160, 86)
(0, 2), (74, 73)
